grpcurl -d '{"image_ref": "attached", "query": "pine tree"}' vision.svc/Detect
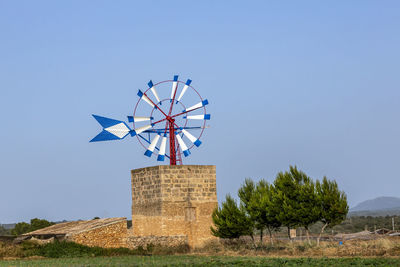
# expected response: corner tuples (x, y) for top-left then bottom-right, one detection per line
(238, 178), (256, 212)
(272, 166), (319, 242)
(297, 175), (320, 244)
(316, 177), (349, 245)
(250, 180), (281, 244)
(272, 167), (301, 241)
(238, 179), (257, 240)
(211, 194), (254, 239)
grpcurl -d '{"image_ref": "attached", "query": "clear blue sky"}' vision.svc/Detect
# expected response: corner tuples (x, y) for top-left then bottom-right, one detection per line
(1, 1), (399, 223)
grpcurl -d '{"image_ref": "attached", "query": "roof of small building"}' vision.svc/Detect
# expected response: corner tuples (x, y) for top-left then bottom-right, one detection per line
(22, 217), (126, 237)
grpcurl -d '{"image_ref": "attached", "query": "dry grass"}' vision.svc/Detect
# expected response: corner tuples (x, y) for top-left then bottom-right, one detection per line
(194, 237), (400, 257)
(0, 242), (24, 259)
(1, 237), (400, 260)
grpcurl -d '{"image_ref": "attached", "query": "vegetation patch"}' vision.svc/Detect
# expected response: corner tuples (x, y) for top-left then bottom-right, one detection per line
(1, 255), (400, 267)
(212, 166), (348, 246)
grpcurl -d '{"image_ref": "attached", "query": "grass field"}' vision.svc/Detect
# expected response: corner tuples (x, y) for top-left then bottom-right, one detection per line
(1, 255), (400, 267)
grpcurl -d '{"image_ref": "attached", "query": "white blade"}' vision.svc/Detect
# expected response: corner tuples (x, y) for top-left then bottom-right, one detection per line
(182, 129), (202, 147)
(181, 129), (197, 143)
(186, 115), (204, 120)
(150, 87), (161, 104)
(170, 75), (178, 99)
(138, 90), (155, 108)
(134, 124), (152, 135)
(148, 134), (160, 152)
(176, 134), (188, 151)
(177, 85), (188, 102)
(184, 99), (208, 112)
(134, 116), (152, 122)
(159, 136), (167, 155)
(104, 123), (130, 138)
(177, 79), (192, 102)
(176, 134), (191, 157)
(142, 95), (155, 108)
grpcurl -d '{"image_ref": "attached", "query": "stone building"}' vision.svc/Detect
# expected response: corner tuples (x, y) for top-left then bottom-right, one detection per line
(130, 165), (218, 248)
(22, 217), (127, 248)
(22, 165), (218, 249)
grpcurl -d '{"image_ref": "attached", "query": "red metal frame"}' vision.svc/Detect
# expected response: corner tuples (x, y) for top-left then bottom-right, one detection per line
(168, 119), (176, 165)
(132, 79), (207, 165)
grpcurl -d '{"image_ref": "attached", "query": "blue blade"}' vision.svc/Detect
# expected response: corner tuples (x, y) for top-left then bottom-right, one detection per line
(92, 114), (122, 128)
(90, 130), (121, 142)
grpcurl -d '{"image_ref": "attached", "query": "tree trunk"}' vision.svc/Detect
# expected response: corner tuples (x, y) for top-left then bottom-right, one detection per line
(287, 227), (292, 242)
(260, 228), (263, 244)
(317, 223), (328, 246)
(250, 233), (256, 247)
(305, 227), (311, 245)
(267, 227), (273, 245)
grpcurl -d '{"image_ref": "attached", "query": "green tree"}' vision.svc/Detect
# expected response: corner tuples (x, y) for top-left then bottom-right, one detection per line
(11, 222), (31, 236)
(250, 180), (281, 244)
(30, 218), (54, 232)
(238, 178), (256, 211)
(211, 194), (254, 239)
(11, 218), (55, 236)
(316, 177), (349, 245)
(272, 166), (319, 242)
(238, 179), (257, 239)
(297, 176), (320, 244)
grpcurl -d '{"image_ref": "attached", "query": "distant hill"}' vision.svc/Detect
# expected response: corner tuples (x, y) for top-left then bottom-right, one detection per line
(349, 197), (400, 217)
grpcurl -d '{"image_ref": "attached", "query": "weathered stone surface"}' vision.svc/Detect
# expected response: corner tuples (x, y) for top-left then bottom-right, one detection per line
(126, 235), (188, 249)
(22, 218), (128, 248)
(131, 165), (218, 248)
(70, 220), (127, 248)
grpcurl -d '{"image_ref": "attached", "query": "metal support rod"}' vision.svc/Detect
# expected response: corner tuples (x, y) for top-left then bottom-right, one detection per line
(169, 119), (176, 165)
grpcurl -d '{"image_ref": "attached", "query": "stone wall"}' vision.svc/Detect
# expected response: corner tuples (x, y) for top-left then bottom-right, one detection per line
(70, 220), (127, 248)
(131, 165), (218, 248)
(126, 235), (188, 249)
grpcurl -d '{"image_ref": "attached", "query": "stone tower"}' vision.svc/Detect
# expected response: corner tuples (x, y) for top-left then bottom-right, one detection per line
(131, 165), (217, 248)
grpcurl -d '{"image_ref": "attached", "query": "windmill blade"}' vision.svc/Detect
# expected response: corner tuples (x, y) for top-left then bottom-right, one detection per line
(176, 79), (192, 103)
(148, 80), (161, 104)
(92, 115), (123, 128)
(131, 124), (153, 136)
(183, 99), (209, 112)
(90, 115), (131, 142)
(181, 129), (202, 147)
(137, 90), (155, 108)
(183, 114), (211, 120)
(157, 135), (167, 161)
(176, 134), (190, 157)
(127, 116), (153, 123)
(170, 75), (178, 100)
(90, 130), (121, 142)
(144, 134), (161, 157)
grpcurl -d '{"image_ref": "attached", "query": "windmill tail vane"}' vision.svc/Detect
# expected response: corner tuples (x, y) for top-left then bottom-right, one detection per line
(90, 75), (210, 165)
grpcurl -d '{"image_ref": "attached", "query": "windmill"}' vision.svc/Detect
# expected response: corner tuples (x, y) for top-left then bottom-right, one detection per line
(90, 75), (210, 165)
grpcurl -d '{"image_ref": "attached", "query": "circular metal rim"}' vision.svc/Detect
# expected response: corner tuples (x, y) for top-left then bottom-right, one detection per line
(132, 79), (207, 157)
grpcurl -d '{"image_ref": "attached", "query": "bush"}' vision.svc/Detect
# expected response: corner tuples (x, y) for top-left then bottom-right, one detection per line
(19, 240), (189, 258)
(20, 241), (136, 258)
(0, 241), (24, 259)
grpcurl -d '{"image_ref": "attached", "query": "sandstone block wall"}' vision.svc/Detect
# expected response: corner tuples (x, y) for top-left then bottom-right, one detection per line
(131, 165), (217, 248)
(70, 220), (127, 248)
(126, 235), (188, 249)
